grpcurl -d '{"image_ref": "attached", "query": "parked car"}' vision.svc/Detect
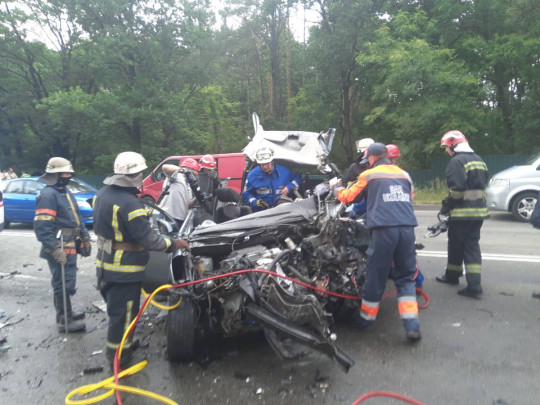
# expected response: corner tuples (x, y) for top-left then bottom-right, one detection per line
(140, 153), (246, 204)
(2, 177), (96, 228)
(0, 189), (4, 232)
(486, 152), (540, 222)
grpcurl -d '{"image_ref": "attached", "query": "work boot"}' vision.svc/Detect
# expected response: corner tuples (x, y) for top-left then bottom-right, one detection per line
(457, 287), (483, 299)
(533, 292), (540, 299)
(54, 294), (86, 333)
(435, 274), (459, 285)
(405, 330), (421, 341)
(66, 297), (86, 321)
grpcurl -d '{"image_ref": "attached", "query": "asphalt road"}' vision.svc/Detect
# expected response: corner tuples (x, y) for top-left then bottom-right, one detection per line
(0, 208), (539, 405)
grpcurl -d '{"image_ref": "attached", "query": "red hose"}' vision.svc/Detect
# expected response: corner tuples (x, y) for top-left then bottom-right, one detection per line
(113, 268), (430, 404)
(352, 390), (427, 405)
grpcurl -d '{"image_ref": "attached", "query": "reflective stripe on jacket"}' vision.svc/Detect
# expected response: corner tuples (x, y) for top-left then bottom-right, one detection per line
(446, 152), (490, 220)
(34, 184), (89, 257)
(337, 159), (418, 229)
(93, 185), (174, 283)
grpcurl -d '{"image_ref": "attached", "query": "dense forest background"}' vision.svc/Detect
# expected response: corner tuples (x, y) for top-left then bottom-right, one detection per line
(1, 0), (539, 174)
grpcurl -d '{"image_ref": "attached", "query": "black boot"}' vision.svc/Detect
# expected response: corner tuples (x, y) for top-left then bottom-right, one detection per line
(435, 274), (459, 285)
(54, 294), (86, 333)
(458, 273), (483, 299)
(67, 297), (86, 321)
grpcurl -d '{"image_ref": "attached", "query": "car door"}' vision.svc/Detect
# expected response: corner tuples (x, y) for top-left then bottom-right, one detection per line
(3, 179), (27, 222)
(23, 180), (45, 222)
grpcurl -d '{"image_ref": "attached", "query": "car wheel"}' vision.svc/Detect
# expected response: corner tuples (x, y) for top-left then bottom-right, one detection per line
(167, 298), (196, 362)
(511, 192), (537, 222)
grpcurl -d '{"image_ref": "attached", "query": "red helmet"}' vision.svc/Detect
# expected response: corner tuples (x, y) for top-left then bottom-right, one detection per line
(441, 130), (468, 148)
(180, 158), (200, 172)
(386, 144), (400, 159)
(199, 154), (216, 170)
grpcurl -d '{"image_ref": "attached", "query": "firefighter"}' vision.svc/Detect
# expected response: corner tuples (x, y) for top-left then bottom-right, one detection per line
(386, 144), (400, 164)
(199, 154), (219, 191)
(333, 142), (421, 341)
(34, 157), (90, 333)
(436, 130), (490, 298)
(242, 146), (302, 212)
(344, 138), (374, 185)
(93, 151), (189, 366)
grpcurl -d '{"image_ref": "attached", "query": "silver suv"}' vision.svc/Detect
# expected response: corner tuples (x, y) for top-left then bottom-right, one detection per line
(486, 152), (540, 222)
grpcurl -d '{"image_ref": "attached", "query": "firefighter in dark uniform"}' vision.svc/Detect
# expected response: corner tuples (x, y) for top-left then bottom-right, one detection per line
(34, 157), (91, 333)
(93, 151), (189, 366)
(344, 138), (374, 185)
(435, 130), (490, 298)
(333, 142), (421, 341)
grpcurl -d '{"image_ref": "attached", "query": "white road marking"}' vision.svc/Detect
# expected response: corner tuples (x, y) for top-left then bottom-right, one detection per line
(418, 250), (540, 263)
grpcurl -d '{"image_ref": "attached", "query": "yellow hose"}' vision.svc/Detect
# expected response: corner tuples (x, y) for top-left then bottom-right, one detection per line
(65, 284), (181, 405)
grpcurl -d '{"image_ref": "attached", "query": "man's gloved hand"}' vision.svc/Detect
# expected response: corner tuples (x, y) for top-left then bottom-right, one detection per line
(256, 199), (269, 210)
(173, 238), (190, 251)
(439, 198), (451, 216)
(79, 237), (92, 257)
(51, 247), (67, 265)
(185, 171), (197, 186)
(329, 177), (342, 189)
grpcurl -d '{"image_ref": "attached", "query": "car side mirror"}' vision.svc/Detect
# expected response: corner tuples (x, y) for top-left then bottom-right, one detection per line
(156, 172), (166, 181)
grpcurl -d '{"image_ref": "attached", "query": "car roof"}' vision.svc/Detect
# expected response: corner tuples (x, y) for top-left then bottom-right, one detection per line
(243, 113), (336, 172)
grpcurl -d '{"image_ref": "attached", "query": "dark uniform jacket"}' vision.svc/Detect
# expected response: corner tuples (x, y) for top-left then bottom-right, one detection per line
(337, 159), (418, 229)
(34, 184), (89, 260)
(93, 185), (175, 283)
(445, 152), (490, 220)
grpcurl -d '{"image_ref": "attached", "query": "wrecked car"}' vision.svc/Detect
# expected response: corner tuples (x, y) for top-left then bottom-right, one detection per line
(143, 113), (369, 372)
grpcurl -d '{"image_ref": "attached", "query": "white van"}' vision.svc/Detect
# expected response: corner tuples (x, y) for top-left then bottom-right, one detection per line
(486, 152), (540, 222)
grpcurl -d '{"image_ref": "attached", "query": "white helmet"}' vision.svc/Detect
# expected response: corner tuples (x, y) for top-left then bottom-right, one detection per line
(112, 151), (147, 175)
(45, 157), (74, 173)
(256, 146), (274, 164)
(355, 138), (374, 154)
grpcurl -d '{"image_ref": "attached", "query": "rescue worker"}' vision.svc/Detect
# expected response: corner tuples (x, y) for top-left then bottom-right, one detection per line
(242, 146), (302, 212)
(345, 138), (374, 184)
(333, 142), (421, 341)
(386, 144), (400, 164)
(34, 157), (91, 333)
(199, 154), (220, 191)
(436, 130), (490, 298)
(159, 158), (199, 230)
(93, 151), (189, 366)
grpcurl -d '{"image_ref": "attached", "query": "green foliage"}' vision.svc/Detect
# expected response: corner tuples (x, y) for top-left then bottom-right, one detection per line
(413, 178), (448, 204)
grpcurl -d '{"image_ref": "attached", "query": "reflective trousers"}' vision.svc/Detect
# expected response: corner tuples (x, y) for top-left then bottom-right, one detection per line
(360, 226), (419, 332)
(445, 220), (483, 289)
(100, 281), (141, 361)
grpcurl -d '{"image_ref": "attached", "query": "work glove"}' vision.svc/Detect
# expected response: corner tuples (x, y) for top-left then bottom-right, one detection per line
(328, 177), (342, 189)
(256, 199), (269, 210)
(78, 237), (92, 257)
(173, 238), (190, 251)
(439, 198), (451, 217)
(50, 247), (67, 265)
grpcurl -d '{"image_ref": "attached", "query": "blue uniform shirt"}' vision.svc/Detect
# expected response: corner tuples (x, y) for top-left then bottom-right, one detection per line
(242, 163), (301, 211)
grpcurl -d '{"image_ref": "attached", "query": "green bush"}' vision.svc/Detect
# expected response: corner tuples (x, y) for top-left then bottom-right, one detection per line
(414, 178), (447, 204)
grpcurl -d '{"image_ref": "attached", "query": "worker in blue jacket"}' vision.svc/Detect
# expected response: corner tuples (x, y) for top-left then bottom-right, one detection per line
(34, 157), (91, 333)
(334, 142), (421, 341)
(242, 147), (302, 212)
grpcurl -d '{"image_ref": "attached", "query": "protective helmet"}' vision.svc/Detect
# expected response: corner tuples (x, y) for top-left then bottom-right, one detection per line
(386, 144), (400, 159)
(440, 130), (468, 149)
(113, 151), (147, 174)
(256, 146), (274, 164)
(355, 138), (374, 154)
(45, 157), (74, 173)
(180, 158), (200, 172)
(199, 154), (216, 170)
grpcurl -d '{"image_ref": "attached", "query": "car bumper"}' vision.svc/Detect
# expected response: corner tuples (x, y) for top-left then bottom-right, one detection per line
(486, 187), (510, 212)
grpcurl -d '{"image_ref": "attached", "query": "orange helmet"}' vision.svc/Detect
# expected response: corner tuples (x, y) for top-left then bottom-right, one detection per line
(441, 130), (468, 148)
(180, 158), (200, 172)
(386, 144), (400, 159)
(200, 154), (216, 170)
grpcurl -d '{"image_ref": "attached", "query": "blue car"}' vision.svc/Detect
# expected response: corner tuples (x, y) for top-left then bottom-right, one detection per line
(2, 177), (96, 228)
